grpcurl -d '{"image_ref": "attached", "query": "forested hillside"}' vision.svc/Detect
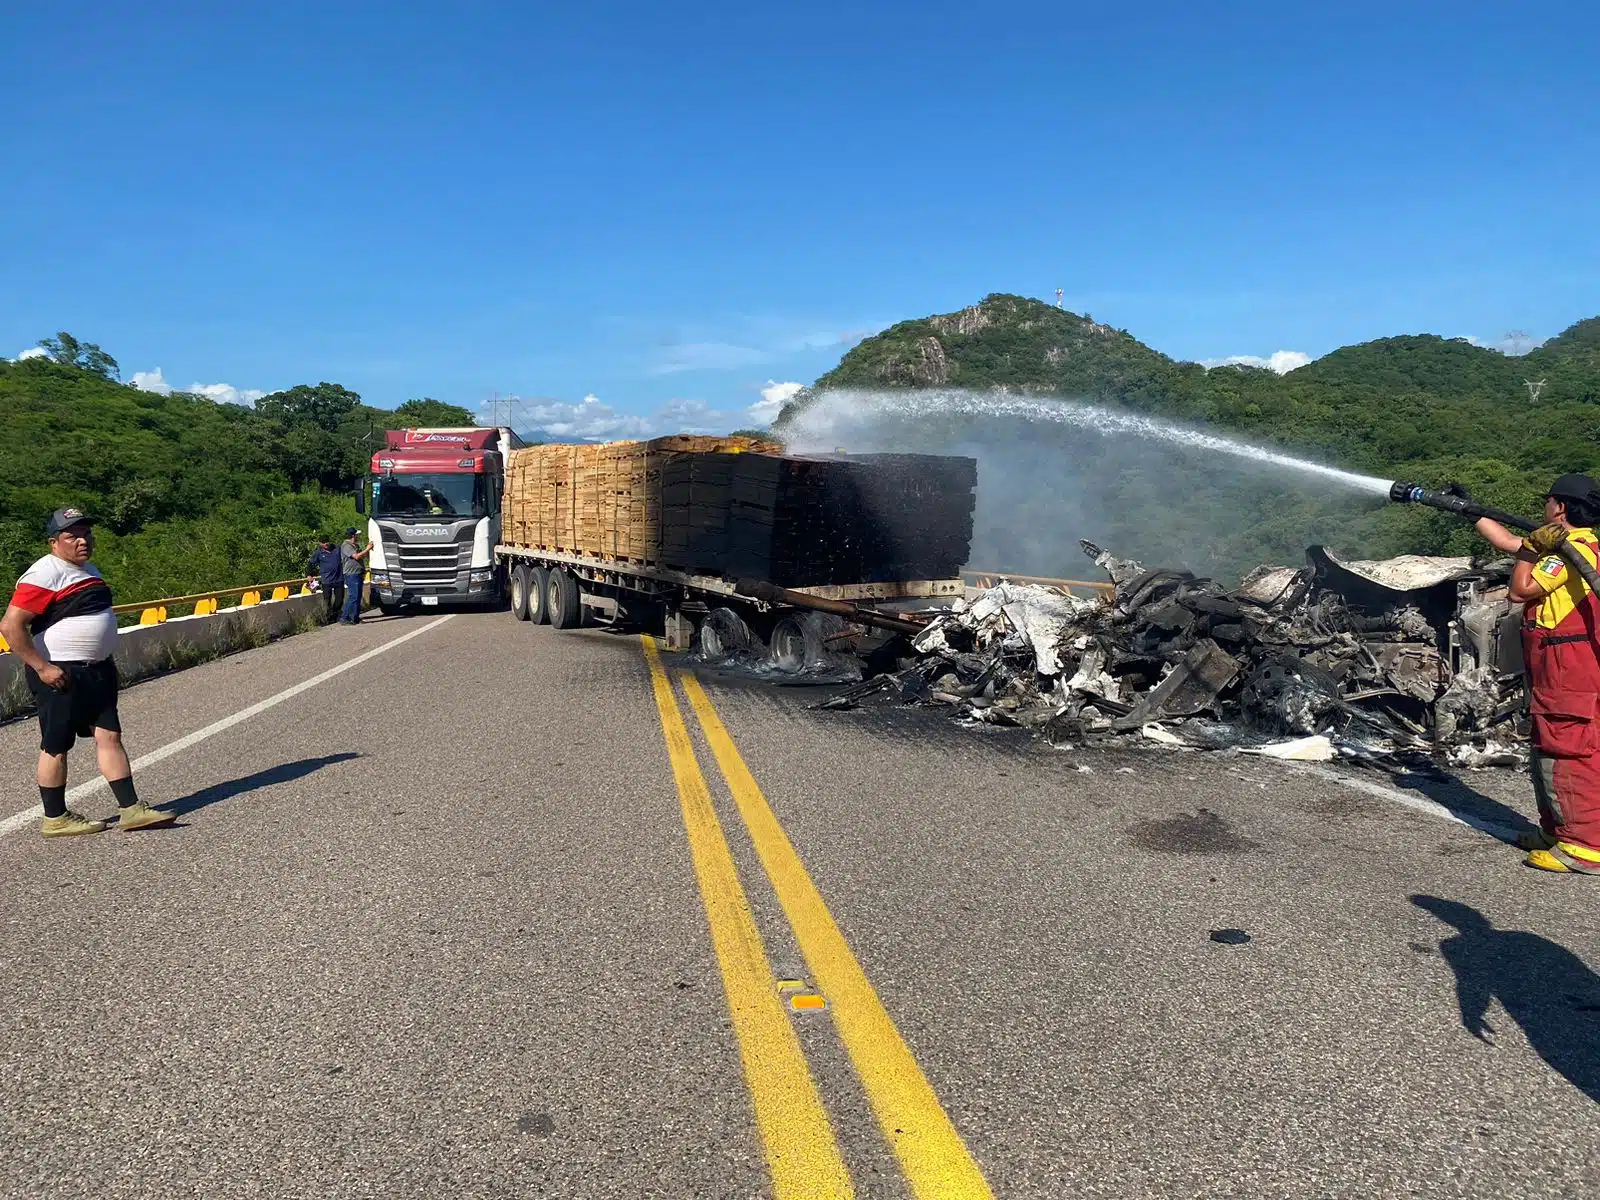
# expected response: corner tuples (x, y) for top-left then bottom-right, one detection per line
(0, 350), (473, 604)
(778, 295), (1600, 581)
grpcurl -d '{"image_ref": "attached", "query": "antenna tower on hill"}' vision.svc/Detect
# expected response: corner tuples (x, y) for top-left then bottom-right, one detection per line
(1055, 288), (1064, 309)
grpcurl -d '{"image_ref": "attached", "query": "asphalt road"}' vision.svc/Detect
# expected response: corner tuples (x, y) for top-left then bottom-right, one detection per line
(1, 610), (1597, 1199)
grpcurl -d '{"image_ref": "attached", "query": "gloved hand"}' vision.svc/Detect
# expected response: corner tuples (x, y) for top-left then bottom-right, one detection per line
(1524, 523), (1570, 556)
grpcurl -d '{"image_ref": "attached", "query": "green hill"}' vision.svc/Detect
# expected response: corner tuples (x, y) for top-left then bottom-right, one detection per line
(0, 356), (469, 605)
(778, 294), (1600, 581)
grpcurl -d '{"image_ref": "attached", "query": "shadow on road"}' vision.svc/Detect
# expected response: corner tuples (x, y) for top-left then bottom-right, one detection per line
(164, 753), (361, 817)
(1413, 894), (1600, 1103)
(1388, 765), (1539, 846)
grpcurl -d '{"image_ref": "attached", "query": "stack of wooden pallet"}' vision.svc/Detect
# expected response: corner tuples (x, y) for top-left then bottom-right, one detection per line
(502, 437), (976, 585)
(503, 435), (782, 562)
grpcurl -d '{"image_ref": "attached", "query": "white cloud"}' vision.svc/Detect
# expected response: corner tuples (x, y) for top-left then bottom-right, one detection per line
(16, 346), (48, 360)
(487, 392), (764, 440)
(187, 382), (267, 407)
(512, 393), (657, 441)
(1203, 350), (1312, 374)
(131, 366), (265, 407)
(749, 380), (804, 425)
(131, 367), (173, 394)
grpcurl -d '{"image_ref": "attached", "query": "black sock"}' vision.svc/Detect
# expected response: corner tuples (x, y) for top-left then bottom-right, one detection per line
(108, 776), (139, 809)
(39, 785), (66, 819)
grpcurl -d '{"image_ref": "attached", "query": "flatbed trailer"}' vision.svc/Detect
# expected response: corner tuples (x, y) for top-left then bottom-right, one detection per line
(494, 541), (960, 665)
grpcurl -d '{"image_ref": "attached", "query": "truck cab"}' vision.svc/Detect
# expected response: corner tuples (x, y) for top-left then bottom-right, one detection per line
(363, 427), (519, 613)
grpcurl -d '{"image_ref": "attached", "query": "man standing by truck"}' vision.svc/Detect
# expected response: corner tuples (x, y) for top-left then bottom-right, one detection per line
(0, 508), (174, 837)
(339, 527), (370, 624)
(306, 535), (343, 624)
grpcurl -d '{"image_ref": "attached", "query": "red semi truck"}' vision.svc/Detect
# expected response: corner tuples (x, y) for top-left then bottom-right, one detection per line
(359, 427), (522, 614)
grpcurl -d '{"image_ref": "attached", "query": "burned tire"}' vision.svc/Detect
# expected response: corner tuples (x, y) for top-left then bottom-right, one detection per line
(769, 614), (814, 673)
(699, 607), (757, 659)
(548, 568), (583, 630)
(769, 610), (851, 674)
(528, 566), (551, 625)
(510, 565), (531, 621)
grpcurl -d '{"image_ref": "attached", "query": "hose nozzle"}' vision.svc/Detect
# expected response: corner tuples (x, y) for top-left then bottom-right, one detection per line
(1389, 480), (1422, 504)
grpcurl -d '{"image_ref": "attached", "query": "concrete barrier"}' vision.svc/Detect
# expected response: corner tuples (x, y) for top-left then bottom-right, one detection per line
(0, 593), (331, 721)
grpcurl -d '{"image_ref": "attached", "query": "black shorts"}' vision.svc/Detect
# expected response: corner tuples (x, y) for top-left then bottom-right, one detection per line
(27, 659), (121, 755)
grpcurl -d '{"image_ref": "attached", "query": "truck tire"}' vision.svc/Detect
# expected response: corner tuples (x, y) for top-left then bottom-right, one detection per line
(548, 568), (582, 630)
(528, 566), (551, 625)
(770, 614), (812, 673)
(510, 565), (531, 621)
(769, 610), (847, 673)
(699, 607), (757, 659)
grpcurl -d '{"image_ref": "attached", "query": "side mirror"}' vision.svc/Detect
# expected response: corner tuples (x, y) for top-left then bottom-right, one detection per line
(355, 483), (366, 515)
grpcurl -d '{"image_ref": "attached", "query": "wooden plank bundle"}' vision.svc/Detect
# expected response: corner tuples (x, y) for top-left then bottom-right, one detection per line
(502, 437), (976, 586)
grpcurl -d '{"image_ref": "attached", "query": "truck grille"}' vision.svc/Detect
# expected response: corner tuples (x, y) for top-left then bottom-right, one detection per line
(382, 533), (471, 588)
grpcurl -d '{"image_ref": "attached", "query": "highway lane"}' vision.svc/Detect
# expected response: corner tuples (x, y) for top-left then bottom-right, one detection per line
(1, 610), (1597, 1198)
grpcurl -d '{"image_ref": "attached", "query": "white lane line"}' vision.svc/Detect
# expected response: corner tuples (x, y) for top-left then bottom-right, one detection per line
(1289, 762), (1522, 842)
(0, 614), (455, 838)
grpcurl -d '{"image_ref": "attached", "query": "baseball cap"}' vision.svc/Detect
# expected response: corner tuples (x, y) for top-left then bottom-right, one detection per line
(1548, 474), (1598, 503)
(344, 526), (358, 536)
(45, 507), (93, 537)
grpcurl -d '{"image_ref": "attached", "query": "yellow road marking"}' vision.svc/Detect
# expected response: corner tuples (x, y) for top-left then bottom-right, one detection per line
(640, 637), (853, 1199)
(680, 672), (995, 1200)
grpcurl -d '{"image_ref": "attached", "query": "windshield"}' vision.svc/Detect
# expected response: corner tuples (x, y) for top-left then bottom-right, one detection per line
(372, 473), (488, 519)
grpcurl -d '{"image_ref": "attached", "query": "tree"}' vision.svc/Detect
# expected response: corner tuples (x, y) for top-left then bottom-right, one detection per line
(37, 331), (120, 380)
(393, 397), (476, 427)
(256, 382), (362, 431)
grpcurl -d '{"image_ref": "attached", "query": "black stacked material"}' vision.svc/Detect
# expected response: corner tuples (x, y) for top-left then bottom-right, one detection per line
(657, 450), (976, 586)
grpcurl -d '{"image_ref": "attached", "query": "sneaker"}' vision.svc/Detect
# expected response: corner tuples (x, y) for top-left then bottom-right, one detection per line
(41, 810), (107, 838)
(118, 801), (176, 832)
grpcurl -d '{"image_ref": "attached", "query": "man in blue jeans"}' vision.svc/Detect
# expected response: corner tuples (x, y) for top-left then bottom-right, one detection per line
(339, 527), (370, 624)
(306, 535), (343, 624)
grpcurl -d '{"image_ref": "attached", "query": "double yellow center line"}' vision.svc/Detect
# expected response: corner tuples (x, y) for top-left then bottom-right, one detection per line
(641, 637), (993, 1200)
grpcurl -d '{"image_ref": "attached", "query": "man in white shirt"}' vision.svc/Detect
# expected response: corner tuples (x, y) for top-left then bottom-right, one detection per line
(0, 508), (174, 837)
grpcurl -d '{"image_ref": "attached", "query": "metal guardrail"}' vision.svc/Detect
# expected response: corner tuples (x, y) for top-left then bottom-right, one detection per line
(0, 574), (324, 653)
(962, 569), (1114, 594)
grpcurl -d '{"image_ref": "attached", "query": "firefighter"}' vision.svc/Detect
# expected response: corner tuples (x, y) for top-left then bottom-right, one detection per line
(1470, 474), (1600, 872)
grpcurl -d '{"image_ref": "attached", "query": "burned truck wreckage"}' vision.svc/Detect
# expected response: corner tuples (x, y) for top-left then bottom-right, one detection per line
(786, 540), (1529, 766)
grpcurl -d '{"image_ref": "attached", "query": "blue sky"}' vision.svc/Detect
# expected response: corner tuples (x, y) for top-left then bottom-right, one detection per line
(2, 1), (1595, 436)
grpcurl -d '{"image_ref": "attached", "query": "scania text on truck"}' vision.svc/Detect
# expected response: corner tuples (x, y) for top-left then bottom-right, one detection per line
(359, 427), (521, 613)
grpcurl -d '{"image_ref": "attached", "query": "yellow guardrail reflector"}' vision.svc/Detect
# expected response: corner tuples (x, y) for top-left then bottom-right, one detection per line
(140, 608), (159, 625)
(0, 633), (9, 653)
(271, 586), (289, 601)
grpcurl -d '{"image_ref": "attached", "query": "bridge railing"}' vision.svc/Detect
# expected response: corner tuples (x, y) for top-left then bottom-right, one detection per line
(0, 574), (333, 654)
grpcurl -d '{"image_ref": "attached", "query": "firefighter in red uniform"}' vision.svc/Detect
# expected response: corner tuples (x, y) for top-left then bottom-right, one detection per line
(1472, 474), (1600, 872)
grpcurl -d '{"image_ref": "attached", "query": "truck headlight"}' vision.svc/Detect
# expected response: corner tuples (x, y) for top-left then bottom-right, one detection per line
(469, 569), (494, 584)
(369, 570), (389, 584)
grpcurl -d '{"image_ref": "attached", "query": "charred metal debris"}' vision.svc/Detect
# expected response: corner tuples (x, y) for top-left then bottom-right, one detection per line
(810, 540), (1529, 766)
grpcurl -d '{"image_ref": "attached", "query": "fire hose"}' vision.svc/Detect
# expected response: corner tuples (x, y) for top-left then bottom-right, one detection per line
(1388, 481), (1600, 597)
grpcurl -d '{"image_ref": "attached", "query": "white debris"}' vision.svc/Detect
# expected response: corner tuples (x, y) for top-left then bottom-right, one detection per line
(1140, 724), (1190, 747)
(1239, 734), (1336, 761)
(911, 617), (952, 655)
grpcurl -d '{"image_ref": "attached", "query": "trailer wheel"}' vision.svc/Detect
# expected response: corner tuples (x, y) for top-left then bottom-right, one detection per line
(770, 614), (811, 673)
(769, 610), (848, 674)
(528, 566), (551, 625)
(699, 607), (758, 659)
(548, 568), (583, 630)
(510, 565), (531, 621)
